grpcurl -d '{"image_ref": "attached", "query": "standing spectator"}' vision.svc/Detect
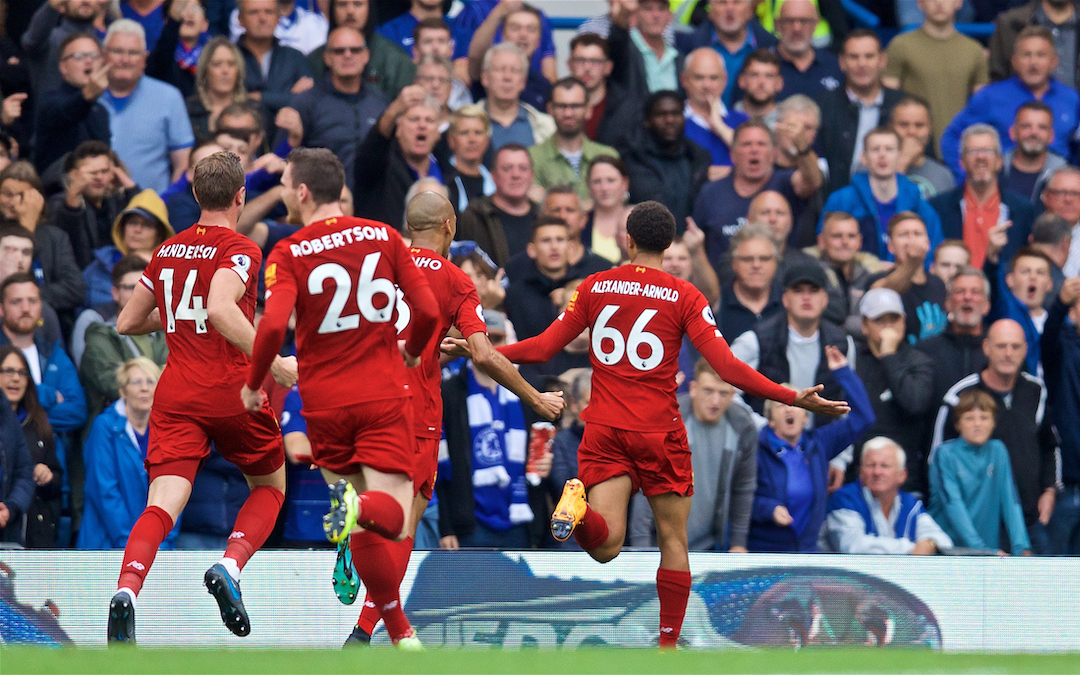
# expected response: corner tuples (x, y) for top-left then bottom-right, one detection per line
(0, 381), (34, 547)
(819, 127), (943, 263)
(1042, 277), (1080, 554)
(989, 0), (1080, 89)
(234, 0), (312, 125)
(932, 319), (1059, 553)
(1041, 167), (1080, 277)
(1028, 213), (1072, 306)
(121, 0), (166, 52)
(229, 0), (327, 55)
(529, 78), (618, 202)
(890, 96), (956, 200)
(33, 32), (111, 176)
(771, 94), (827, 246)
(76, 254), (160, 374)
(882, 0), (989, 152)
(915, 266), (991, 404)
(476, 43), (554, 151)
(0, 346), (62, 548)
(618, 91), (710, 229)
(929, 389), (1032, 555)
(1001, 102), (1064, 201)
(452, 0), (557, 88)
(680, 48), (748, 179)
(629, 360), (760, 551)
(718, 223), (783, 339)
(941, 27), (1078, 178)
(503, 217), (570, 345)
(585, 155), (633, 265)
(608, 0), (681, 98)
(822, 437), (952, 554)
(817, 30), (903, 193)
(414, 18), (472, 111)
(185, 35), (248, 142)
(984, 241), (1055, 375)
(467, 4), (553, 109)
(867, 213), (948, 343)
(445, 104), (493, 213)
(145, 0), (212, 98)
(930, 125), (1036, 269)
(456, 142), (538, 268)
(100, 19), (194, 194)
(734, 49), (784, 129)
(536, 186), (615, 280)
(748, 345), (874, 552)
(376, 0), (444, 57)
(807, 211), (885, 329)
(567, 33), (637, 149)
(22, 0), (112, 96)
(772, 0), (843, 102)
(929, 240), (971, 286)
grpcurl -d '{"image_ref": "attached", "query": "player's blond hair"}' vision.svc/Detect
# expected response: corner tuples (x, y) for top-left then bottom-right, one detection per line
(193, 151), (245, 211)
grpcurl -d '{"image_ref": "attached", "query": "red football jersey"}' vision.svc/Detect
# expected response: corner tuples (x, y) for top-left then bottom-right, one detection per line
(254, 217), (437, 412)
(140, 224), (260, 417)
(401, 246), (488, 438)
(500, 265), (795, 432)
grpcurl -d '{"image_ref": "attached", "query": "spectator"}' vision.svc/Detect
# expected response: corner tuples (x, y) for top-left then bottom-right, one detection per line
(607, 0), (681, 98)
(807, 211), (885, 329)
(145, 0), (211, 98)
(277, 26), (388, 188)
(229, 0), (327, 56)
(185, 35), (248, 143)
(529, 78), (618, 202)
(772, 0), (843, 102)
(78, 357), (179, 549)
(890, 96), (956, 200)
(989, 0), (1080, 89)
(33, 32), (111, 176)
(819, 127), (943, 263)
(915, 265), (991, 404)
(0, 134), (15, 174)
(748, 345), (874, 552)
(771, 94), (826, 245)
(456, 142), (538, 268)
(567, 33), (637, 149)
(413, 54), (455, 130)
(584, 155), (632, 265)
(1001, 101), (1064, 202)
(308, 0), (416, 101)
(277, 385), (331, 547)
(867, 213), (948, 342)
(504, 216), (570, 349)
(0, 163), (87, 315)
(675, 0), (777, 107)
(0, 381), (34, 547)
(100, 19), (194, 194)
(822, 437), (952, 554)
(352, 86), (449, 229)
(476, 42), (554, 151)
(718, 222), (783, 339)
(454, 247), (506, 310)
(630, 359), (760, 551)
(235, 0), (312, 125)
(452, 0), (557, 88)
(942, 27), (1078, 178)
(662, 229), (721, 391)
(0, 226), (64, 351)
(933, 319), (1059, 553)
(1042, 167), (1080, 277)
(714, 190), (822, 286)
(618, 90), (710, 229)
(984, 243), (1054, 374)
(0, 345), (62, 548)
(1042, 277), (1080, 554)
(467, 4), (553, 110)
(929, 389), (1032, 555)
(414, 18), (473, 112)
(929, 239), (972, 287)
(695, 121), (816, 267)
(71, 252), (147, 365)
(534, 185), (614, 280)
(376, 0), (444, 56)
(121, 0), (166, 51)
(930, 124), (1036, 269)
(550, 368), (589, 504)
(882, 0), (989, 152)
(1028, 213), (1072, 306)
(22, 0), (112, 96)
(162, 139), (222, 236)
(445, 104), (494, 213)
(680, 48), (748, 180)
(734, 49), (784, 129)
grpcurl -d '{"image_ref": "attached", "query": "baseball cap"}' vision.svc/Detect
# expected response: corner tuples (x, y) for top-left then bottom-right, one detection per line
(782, 263), (828, 291)
(860, 288), (906, 319)
(484, 309), (508, 335)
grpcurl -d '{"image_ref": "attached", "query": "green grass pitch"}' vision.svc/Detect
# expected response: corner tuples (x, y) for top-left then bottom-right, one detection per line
(3, 647), (1080, 674)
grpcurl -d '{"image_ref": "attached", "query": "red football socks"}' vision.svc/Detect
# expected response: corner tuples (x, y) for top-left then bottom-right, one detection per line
(350, 530), (415, 642)
(224, 486), (284, 571)
(355, 535), (414, 635)
(656, 567), (691, 648)
(573, 504), (610, 552)
(117, 505), (174, 595)
(356, 491), (405, 540)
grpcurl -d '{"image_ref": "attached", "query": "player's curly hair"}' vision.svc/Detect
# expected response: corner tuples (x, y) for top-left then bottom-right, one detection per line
(625, 201), (675, 254)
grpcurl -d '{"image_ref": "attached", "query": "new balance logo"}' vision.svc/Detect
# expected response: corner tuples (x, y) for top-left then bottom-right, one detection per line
(229, 531), (245, 540)
(660, 627), (674, 634)
(364, 600), (376, 609)
(125, 561), (145, 571)
(382, 600), (399, 611)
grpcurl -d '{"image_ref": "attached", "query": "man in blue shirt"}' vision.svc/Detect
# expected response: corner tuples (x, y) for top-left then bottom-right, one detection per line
(121, 1), (165, 51)
(680, 48), (748, 178)
(453, 0), (557, 84)
(376, 0), (448, 57)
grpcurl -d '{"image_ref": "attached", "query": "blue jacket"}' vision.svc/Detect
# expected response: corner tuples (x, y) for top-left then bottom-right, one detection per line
(929, 183), (1035, 269)
(748, 366), (875, 552)
(984, 257), (1041, 375)
(0, 402), (35, 545)
(818, 173), (944, 263)
(77, 400), (179, 549)
(1041, 299), (1080, 485)
(826, 479), (924, 541)
(82, 246), (122, 310)
(940, 76), (1080, 178)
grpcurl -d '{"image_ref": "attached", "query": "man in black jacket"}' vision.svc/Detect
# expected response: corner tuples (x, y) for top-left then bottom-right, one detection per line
(915, 266), (991, 405)
(236, 0), (313, 131)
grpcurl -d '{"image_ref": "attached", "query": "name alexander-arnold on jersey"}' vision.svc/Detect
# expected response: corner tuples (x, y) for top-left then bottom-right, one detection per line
(591, 279), (679, 301)
(290, 223), (390, 257)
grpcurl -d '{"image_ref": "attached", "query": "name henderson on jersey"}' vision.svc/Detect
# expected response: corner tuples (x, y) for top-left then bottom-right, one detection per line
(287, 221), (391, 257)
(591, 278), (680, 302)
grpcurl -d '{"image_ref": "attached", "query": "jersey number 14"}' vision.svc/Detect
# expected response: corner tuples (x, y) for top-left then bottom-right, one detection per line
(160, 268), (208, 334)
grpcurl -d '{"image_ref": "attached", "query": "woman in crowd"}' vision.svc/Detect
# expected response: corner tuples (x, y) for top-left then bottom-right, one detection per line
(585, 155), (632, 264)
(446, 105), (495, 214)
(186, 36), (249, 143)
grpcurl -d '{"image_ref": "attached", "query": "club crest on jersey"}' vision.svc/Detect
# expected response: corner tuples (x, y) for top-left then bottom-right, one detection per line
(702, 306), (717, 326)
(565, 289), (578, 312)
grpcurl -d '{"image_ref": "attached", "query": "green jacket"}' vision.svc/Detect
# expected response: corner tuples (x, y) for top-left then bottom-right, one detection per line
(528, 137), (619, 202)
(308, 33), (416, 100)
(80, 323), (168, 422)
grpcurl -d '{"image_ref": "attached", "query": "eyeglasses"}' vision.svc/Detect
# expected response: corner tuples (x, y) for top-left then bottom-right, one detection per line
(733, 255), (776, 264)
(328, 45), (368, 55)
(0, 367), (29, 378)
(570, 57), (608, 67)
(106, 48), (145, 59)
(62, 51), (102, 62)
(417, 74), (452, 85)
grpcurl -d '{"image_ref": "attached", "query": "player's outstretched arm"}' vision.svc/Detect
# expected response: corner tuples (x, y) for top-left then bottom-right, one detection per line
(116, 283), (162, 335)
(466, 332), (566, 422)
(791, 385), (851, 418)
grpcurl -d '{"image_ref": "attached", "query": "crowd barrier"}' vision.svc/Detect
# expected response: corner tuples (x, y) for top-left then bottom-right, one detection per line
(1, 550), (1078, 651)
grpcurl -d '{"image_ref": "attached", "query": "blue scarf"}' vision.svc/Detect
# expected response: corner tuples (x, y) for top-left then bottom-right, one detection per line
(176, 32), (211, 75)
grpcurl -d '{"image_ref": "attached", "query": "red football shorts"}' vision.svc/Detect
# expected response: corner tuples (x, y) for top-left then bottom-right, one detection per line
(303, 397), (416, 478)
(577, 423), (694, 498)
(147, 399), (285, 483)
(414, 437), (440, 499)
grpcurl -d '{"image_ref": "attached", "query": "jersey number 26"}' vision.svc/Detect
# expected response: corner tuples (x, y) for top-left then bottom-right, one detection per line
(308, 252), (396, 334)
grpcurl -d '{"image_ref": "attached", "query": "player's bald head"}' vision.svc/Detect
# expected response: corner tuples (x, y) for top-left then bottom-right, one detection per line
(406, 191), (454, 233)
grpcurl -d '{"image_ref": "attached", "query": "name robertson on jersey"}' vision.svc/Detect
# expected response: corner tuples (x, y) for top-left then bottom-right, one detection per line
(591, 279), (679, 302)
(157, 243), (218, 259)
(290, 223), (389, 257)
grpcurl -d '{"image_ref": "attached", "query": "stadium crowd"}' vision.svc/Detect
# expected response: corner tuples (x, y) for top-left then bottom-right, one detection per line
(0, 0), (1078, 559)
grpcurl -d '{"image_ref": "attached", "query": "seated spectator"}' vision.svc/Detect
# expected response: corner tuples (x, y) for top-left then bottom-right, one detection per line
(71, 253), (148, 366)
(942, 27), (1078, 178)
(235, 0), (313, 127)
(772, 0), (843, 102)
(22, 0), (112, 96)
(456, 142), (538, 268)
(33, 32), (111, 176)
(0, 163), (87, 316)
(454, 0), (557, 88)
(445, 105), (494, 213)
(933, 319), (1058, 553)
(607, 0), (681, 97)
(619, 91), (710, 230)
(748, 345), (874, 552)
(468, 4), (553, 110)
(453, 246), (505, 310)
(734, 49), (784, 129)
(822, 437), (952, 554)
(230, 0), (327, 56)
(680, 48), (749, 179)
(1042, 277), (1080, 554)
(1001, 102), (1063, 202)
(915, 265), (991, 405)
(890, 96), (955, 200)
(929, 239), (971, 286)
(771, 95), (826, 247)
(984, 243), (1054, 375)
(185, 36), (248, 143)
(0, 227), (64, 350)
(534, 185), (614, 281)
(414, 18), (473, 111)
(529, 78), (618, 202)
(719, 223), (783, 339)
(1028, 213), (1072, 307)
(0, 346), (61, 549)
(476, 43), (554, 151)
(1041, 167), (1080, 278)
(0, 380), (34, 547)
(145, 0), (211, 98)
(584, 155), (632, 265)
(929, 389), (1032, 555)
(414, 54), (455, 130)
(79, 357), (179, 549)
(989, 0), (1080, 89)
(717, 190), (821, 284)
(630, 359), (760, 551)
(867, 213), (947, 342)
(308, 0), (416, 101)
(931, 125), (1036, 271)
(100, 19), (194, 194)
(276, 26), (388, 188)
(806, 211), (884, 330)
(566, 32), (637, 149)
